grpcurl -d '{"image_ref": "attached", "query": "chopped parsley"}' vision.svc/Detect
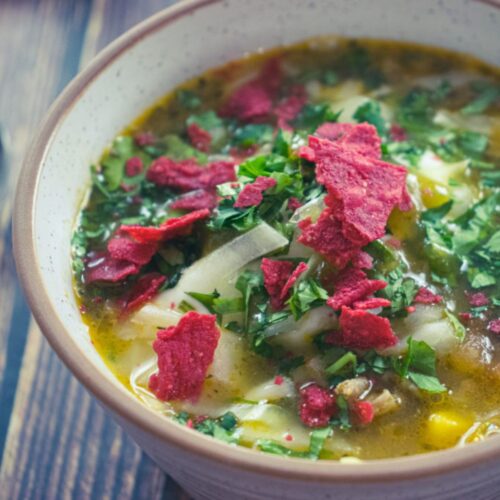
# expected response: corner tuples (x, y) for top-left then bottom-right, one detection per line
(393, 338), (446, 393)
(287, 278), (328, 320)
(421, 194), (500, 288)
(461, 81), (500, 115)
(257, 427), (332, 459)
(353, 100), (387, 136)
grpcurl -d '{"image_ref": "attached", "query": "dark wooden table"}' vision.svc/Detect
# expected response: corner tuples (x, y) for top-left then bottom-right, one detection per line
(0, 1), (190, 498)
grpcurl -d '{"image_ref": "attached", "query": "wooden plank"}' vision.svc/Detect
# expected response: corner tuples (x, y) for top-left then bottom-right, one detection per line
(0, 0), (191, 498)
(0, 0), (93, 456)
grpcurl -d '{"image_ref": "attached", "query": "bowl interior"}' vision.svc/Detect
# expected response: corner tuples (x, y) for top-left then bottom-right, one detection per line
(20, 0), (500, 465)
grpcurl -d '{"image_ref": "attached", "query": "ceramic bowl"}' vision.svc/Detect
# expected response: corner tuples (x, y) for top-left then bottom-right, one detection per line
(13, 1), (500, 498)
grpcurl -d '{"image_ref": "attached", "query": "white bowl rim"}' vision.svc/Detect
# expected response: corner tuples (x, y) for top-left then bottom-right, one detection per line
(13, 0), (500, 483)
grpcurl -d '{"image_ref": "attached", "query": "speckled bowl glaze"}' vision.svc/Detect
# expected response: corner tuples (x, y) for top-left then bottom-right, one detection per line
(13, 0), (500, 498)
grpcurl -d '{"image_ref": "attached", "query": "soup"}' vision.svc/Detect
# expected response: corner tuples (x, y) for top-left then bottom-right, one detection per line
(72, 38), (500, 460)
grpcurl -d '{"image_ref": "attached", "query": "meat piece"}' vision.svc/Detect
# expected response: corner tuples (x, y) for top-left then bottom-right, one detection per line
(368, 389), (400, 417)
(335, 377), (370, 400)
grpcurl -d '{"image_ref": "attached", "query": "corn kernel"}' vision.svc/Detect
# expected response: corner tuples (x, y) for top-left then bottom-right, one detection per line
(418, 175), (451, 209)
(387, 208), (418, 240)
(423, 410), (473, 449)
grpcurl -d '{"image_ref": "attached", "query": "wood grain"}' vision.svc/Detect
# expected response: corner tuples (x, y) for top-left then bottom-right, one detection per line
(0, 0), (93, 458)
(0, 1), (191, 498)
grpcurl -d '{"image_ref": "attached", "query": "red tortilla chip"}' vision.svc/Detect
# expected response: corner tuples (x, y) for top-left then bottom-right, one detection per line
(259, 58), (283, 95)
(315, 122), (351, 141)
(488, 319), (500, 335)
(309, 135), (409, 245)
(147, 157), (236, 192)
(337, 306), (398, 350)
(261, 258), (295, 310)
(389, 124), (407, 142)
(120, 209), (210, 244)
(170, 189), (218, 211)
(108, 235), (158, 265)
(458, 312), (472, 323)
(274, 85), (307, 130)
(220, 85), (273, 122)
(85, 251), (141, 283)
(413, 287), (443, 305)
(299, 383), (337, 428)
(287, 197), (302, 212)
(119, 273), (167, 314)
(298, 208), (361, 269)
(149, 311), (220, 401)
(327, 268), (386, 310)
(234, 176), (277, 208)
(350, 400), (374, 425)
(134, 131), (156, 147)
(187, 123), (212, 153)
(399, 185), (414, 212)
(351, 251), (373, 270)
(125, 156), (144, 177)
(201, 161), (237, 187)
(229, 144), (259, 164)
(219, 59), (282, 122)
(280, 262), (309, 302)
(353, 297), (392, 310)
(315, 122), (381, 159)
(297, 145), (316, 162)
(466, 292), (489, 307)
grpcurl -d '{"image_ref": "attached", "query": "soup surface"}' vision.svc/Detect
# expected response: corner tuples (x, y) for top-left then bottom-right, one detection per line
(72, 38), (500, 460)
